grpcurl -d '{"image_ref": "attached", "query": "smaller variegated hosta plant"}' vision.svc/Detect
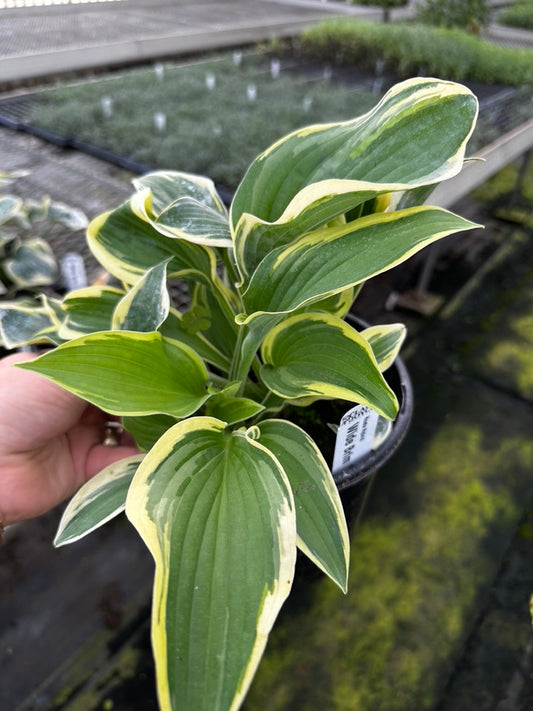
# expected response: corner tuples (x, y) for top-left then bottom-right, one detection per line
(5, 78), (480, 711)
(0, 171), (88, 300)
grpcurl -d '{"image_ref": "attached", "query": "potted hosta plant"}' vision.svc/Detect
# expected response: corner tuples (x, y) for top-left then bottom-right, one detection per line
(0, 170), (88, 300)
(1, 78), (480, 711)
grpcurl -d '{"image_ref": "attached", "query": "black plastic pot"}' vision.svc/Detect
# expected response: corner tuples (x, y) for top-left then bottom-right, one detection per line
(333, 348), (412, 490)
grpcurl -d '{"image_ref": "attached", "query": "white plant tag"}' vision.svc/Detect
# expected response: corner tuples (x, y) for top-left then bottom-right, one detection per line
(332, 404), (380, 474)
(60, 252), (87, 291)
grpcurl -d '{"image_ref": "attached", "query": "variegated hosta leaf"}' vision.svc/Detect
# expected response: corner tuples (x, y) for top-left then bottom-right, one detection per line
(122, 413), (179, 451)
(0, 170), (28, 188)
(59, 286), (124, 340)
(41, 294), (65, 327)
(131, 170), (232, 247)
(232, 311), (286, 385)
(54, 455), (144, 546)
(17, 331), (210, 417)
(260, 312), (398, 419)
(87, 200), (216, 286)
(132, 189), (232, 248)
(362, 323), (407, 372)
(396, 182), (439, 211)
(24, 196), (49, 222)
(0, 231), (17, 251)
(242, 207), (479, 321)
(46, 200), (89, 231)
(156, 196), (231, 246)
(4, 238), (57, 287)
(233, 187), (398, 284)
(0, 301), (57, 349)
(133, 170), (227, 219)
(230, 78), (478, 279)
(205, 391), (265, 425)
(258, 418), (349, 591)
(233, 78), (478, 225)
(0, 195), (23, 225)
(112, 260), (170, 332)
(160, 308), (231, 372)
(299, 285), (359, 319)
(88, 201), (237, 351)
(125, 417), (296, 711)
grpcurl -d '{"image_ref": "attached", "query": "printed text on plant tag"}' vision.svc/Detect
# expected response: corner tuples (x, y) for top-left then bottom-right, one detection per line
(332, 404), (379, 474)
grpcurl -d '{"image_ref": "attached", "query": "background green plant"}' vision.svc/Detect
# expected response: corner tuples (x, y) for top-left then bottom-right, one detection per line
(28, 54), (377, 192)
(299, 19), (533, 86)
(0, 171), (87, 296)
(499, 1), (533, 30)
(415, 0), (491, 33)
(25, 40), (533, 197)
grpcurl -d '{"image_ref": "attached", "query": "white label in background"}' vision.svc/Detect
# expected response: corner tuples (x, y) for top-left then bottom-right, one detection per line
(332, 404), (380, 474)
(60, 252), (87, 292)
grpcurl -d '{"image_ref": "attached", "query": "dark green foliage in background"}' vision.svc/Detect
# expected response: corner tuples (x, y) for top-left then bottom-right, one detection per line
(415, 0), (491, 33)
(499, 1), (533, 30)
(28, 54), (377, 192)
(299, 19), (533, 85)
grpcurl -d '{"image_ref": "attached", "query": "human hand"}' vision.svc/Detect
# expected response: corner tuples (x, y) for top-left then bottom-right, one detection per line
(0, 352), (140, 529)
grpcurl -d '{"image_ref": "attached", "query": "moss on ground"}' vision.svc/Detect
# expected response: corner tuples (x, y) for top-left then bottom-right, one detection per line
(471, 158), (533, 230)
(65, 633), (157, 711)
(476, 308), (533, 400)
(472, 163), (530, 204)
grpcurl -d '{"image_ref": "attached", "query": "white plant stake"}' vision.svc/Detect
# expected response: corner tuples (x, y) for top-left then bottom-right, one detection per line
(205, 72), (216, 91)
(154, 63), (164, 81)
(60, 252), (87, 292)
(373, 76), (384, 95)
(233, 50), (243, 67)
(101, 96), (113, 118)
(247, 83), (257, 101)
(153, 112), (167, 133)
(270, 58), (281, 79)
